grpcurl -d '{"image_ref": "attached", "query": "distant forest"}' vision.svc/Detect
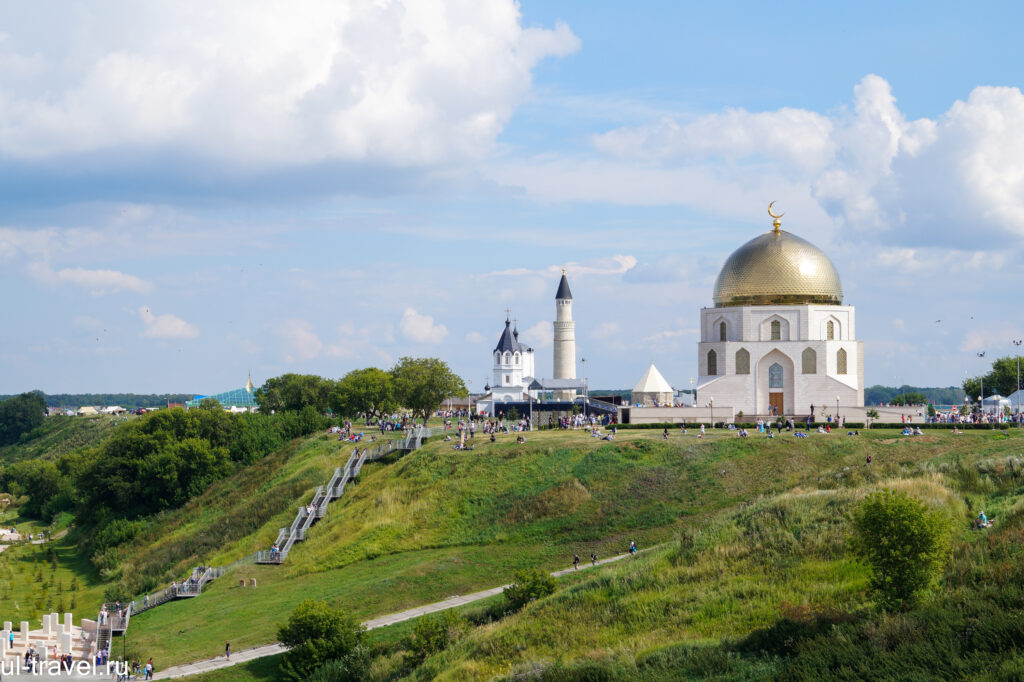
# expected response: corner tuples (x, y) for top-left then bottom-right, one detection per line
(0, 393), (193, 409)
(864, 385), (965, 406)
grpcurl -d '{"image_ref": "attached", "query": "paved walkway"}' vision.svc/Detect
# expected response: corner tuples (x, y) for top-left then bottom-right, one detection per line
(153, 550), (639, 679)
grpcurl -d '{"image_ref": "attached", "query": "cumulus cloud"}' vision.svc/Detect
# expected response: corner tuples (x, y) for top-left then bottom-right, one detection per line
(139, 306), (199, 339)
(399, 308), (448, 344)
(521, 321), (553, 348)
(534, 74), (1024, 246)
(279, 319), (323, 362)
(0, 1), (579, 169)
(28, 263), (151, 295)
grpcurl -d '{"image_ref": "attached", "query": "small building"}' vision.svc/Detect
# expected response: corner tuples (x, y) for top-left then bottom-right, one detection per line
(631, 364), (674, 407)
(76, 406), (99, 416)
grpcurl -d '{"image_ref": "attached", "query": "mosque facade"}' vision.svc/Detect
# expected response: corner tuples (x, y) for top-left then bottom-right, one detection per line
(696, 209), (864, 418)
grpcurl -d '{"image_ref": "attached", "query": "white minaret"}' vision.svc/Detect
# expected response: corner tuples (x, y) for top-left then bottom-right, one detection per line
(553, 269), (576, 398)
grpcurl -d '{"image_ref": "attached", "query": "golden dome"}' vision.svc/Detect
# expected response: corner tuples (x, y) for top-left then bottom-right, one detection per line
(712, 229), (843, 307)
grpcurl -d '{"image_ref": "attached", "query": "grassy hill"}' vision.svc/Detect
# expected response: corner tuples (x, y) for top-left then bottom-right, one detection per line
(4, 423), (1023, 678)
(117, 427), (1024, 675)
(0, 414), (124, 464)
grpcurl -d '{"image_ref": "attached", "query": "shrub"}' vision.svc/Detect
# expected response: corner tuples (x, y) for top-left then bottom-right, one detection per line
(504, 568), (556, 611)
(408, 610), (468, 662)
(850, 490), (952, 611)
(306, 645), (372, 682)
(278, 600), (365, 681)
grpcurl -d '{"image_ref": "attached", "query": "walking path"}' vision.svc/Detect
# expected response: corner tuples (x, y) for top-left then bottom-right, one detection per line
(153, 550), (640, 679)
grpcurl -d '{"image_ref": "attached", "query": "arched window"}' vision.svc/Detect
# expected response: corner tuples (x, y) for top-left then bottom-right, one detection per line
(735, 348), (750, 374)
(771, 320), (781, 340)
(802, 347), (817, 374)
(827, 320), (835, 340)
(837, 348), (848, 374)
(707, 349), (718, 376)
(719, 321), (727, 341)
(495, 352), (501, 364)
(769, 363), (783, 388)
(504, 352), (511, 365)
(514, 353), (520, 366)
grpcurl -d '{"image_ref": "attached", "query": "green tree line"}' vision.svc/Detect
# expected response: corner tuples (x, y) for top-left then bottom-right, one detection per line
(864, 385), (965, 405)
(256, 357), (466, 422)
(0, 393), (193, 409)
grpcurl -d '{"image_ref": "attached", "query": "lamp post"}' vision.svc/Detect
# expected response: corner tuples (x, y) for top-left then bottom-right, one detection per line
(1014, 339), (1022, 428)
(581, 357), (587, 418)
(467, 379), (472, 426)
(977, 351), (986, 423)
(836, 395), (840, 424)
(709, 397), (714, 428)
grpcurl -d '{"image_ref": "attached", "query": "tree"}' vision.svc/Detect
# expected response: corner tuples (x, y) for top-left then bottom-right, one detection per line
(0, 391), (46, 446)
(331, 368), (396, 421)
(964, 355), (1023, 400)
(503, 568), (556, 611)
(390, 357), (467, 423)
(278, 600), (365, 681)
(850, 490), (951, 611)
(255, 374), (335, 414)
(890, 392), (927, 406)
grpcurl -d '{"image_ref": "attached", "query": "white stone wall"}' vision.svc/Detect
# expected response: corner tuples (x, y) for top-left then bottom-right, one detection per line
(696, 304), (864, 416)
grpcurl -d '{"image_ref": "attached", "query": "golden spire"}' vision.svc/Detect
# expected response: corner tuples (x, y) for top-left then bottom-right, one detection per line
(246, 371), (254, 393)
(768, 201), (784, 233)
(562, 266), (566, 275)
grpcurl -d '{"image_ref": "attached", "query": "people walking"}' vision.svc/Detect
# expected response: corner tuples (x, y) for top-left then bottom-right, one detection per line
(573, 554), (580, 570)
(225, 642), (230, 660)
(590, 552), (597, 565)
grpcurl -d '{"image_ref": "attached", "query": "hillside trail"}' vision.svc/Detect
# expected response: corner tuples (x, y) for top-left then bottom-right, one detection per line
(152, 548), (646, 680)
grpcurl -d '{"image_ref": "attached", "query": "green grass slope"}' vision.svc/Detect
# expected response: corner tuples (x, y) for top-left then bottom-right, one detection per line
(0, 415), (124, 463)
(122, 428), (1024, 672)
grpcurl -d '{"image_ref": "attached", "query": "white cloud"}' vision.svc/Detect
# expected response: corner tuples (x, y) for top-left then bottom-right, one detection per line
(465, 331), (486, 344)
(0, 1), (579, 167)
(594, 107), (835, 172)
(503, 74), (1024, 248)
(139, 306), (199, 339)
(279, 319), (323, 362)
(521, 321), (553, 348)
(28, 263), (151, 295)
(591, 322), (619, 339)
(399, 308), (448, 344)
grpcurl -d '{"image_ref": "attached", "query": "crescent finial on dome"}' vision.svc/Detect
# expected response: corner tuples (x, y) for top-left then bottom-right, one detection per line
(768, 201), (784, 233)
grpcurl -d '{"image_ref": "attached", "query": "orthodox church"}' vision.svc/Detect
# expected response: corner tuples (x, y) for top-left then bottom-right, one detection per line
(487, 314), (536, 403)
(696, 207), (864, 417)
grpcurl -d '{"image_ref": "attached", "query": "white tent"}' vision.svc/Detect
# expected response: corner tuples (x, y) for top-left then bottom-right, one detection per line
(632, 363), (674, 407)
(1005, 389), (1024, 412)
(76, 406), (99, 416)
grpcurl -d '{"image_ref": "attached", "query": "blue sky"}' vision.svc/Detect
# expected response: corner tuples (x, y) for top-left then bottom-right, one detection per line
(2, 0), (1023, 394)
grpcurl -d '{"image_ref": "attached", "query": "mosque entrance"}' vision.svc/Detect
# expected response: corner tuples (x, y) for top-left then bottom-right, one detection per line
(769, 393), (784, 416)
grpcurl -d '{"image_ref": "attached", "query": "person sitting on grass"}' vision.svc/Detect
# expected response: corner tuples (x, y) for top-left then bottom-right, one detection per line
(974, 511), (993, 529)
(602, 433), (614, 441)
(516, 434), (526, 444)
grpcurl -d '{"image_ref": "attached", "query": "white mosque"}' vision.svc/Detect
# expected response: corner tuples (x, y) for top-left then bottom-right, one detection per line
(696, 206), (864, 417)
